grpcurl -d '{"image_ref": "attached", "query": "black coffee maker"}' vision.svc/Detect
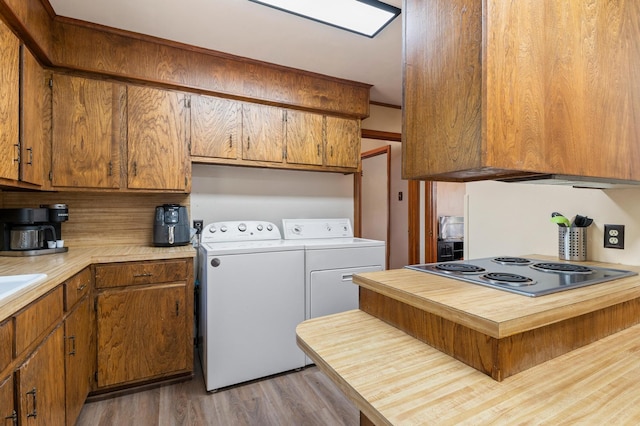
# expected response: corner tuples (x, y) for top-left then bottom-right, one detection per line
(0, 204), (69, 256)
(153, 204), (190, 247)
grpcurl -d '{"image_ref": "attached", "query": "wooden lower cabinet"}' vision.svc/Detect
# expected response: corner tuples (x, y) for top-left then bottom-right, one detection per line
(94, 259), (193, 391)
(96, 284), (189, 388)
(0, 375), (15, 426)
(64, 296), (92, 426)
(16, 325), (66, 426)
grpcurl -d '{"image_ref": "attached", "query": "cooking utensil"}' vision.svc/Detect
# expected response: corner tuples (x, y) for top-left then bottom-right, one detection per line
(550, 215), (571, 227)
(573, 215), (593, 227)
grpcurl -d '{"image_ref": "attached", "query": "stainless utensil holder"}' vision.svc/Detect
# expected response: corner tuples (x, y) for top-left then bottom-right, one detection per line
(558, 227), (587, 261)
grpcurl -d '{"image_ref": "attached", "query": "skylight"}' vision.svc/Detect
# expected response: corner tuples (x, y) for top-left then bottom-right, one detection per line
(249, 0), (401, 38)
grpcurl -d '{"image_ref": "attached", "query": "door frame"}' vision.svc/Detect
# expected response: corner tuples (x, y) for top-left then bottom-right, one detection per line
(355, 145), (391, 269)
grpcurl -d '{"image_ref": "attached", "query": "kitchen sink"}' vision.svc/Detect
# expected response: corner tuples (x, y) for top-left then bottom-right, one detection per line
(0, 274), (47, 301)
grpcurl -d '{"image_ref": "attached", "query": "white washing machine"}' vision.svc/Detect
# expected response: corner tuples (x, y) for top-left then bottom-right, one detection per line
(282, 217), (386, 322)
(198, 221), (305, 391)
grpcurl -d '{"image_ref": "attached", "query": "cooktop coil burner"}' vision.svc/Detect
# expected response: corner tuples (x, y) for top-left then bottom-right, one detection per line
(480, 272), (535, 287)
(492, 257), (532, 265)
(404, 256), (637, 297)
(434, 263), (485, 274)
(531, 262), (593, 274)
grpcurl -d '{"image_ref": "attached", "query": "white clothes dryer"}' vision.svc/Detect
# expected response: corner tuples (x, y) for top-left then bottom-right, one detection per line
(282, 218), (385, 333)
(198, 221), (305, 391)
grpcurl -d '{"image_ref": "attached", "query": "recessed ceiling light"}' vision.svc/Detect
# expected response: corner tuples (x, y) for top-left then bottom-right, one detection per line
(249, 0), (401, 38)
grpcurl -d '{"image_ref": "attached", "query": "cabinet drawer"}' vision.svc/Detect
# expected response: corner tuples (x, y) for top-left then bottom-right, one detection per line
(13, 286), (63, 357)
(0, 320), (12, 374)
(64, 267), (92, 311)
(95, 259), (188, 289)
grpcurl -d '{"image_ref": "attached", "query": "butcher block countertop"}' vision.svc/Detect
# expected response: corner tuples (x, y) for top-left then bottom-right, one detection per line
(353, 256), (640, 338)
(297, 309), (640, 425)
(0, 245), (196, 321)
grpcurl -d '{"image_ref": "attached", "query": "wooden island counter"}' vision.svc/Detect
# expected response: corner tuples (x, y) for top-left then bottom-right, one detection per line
(296, 257), (640, 425)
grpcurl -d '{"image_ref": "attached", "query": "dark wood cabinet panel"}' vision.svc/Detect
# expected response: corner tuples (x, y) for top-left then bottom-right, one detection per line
(65, 296), (92, 426)
(0, 375), (15, 426)
(20, 46), (48, 186)
(241, 103), (284, 163)
(191, 94), (240, 160)
(0, 19), (20, 181)
(285, 110), (323, 166)
(51, 74), (123, 188)
(325, 116), (360, 169)
(13, 287), (63, 357)
(96, 284), (189, 388)
(127, 86), (190, 191)
(16, 325), (66, 426)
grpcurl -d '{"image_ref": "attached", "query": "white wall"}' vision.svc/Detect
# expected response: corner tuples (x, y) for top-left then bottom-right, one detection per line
(362, 104), (407, 269)
(190, 164), (353, 231)
(466, 180), (640, 266)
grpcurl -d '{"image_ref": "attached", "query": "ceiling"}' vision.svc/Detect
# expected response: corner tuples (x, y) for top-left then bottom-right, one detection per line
(47, 0), (403, 106)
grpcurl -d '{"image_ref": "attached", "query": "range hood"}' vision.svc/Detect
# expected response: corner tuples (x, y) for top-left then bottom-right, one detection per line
(498, 174), (640, 190)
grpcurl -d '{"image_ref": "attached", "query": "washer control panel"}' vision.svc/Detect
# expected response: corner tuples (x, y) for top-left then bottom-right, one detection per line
(282, 218), (353, 240)
(201, 221), (280, 243)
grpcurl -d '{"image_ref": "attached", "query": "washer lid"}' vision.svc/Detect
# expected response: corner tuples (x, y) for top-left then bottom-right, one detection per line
(201, 239), (304, 255)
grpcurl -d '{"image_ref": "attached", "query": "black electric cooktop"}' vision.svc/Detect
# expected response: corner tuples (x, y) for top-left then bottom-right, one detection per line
(405, 257), (637, 297)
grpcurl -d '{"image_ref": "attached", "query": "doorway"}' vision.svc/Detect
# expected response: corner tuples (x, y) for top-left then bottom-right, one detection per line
(356, 146), (391, 269)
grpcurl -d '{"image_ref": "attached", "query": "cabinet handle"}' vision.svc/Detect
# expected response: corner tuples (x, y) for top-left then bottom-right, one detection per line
(108, 161), (113, 176)
(247, 136), (251, 150)
(77, 284), (87, 292)
(13, 144), (19, 164)
(26, 387), (37, 418)
(26, 147), (33, 165)
(132, 161), (137, 176)
(176, 301), (180, 316)
(317, 144), (320, 156)
(67, 335), (76, 356)
(4, 410), (17, 426)
(229, 135), (233, 148)
(133, 273), (153, 278)
(330, 146), (334, 157)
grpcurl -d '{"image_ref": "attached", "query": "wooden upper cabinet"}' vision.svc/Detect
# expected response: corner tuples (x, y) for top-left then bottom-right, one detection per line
(20, 46), (48, 186)
(404, 0), (640, 182)
(127, 86), (190, 191)
(191, 94), (240, 160)
(51, 74), (123, 188)
(325, 116), (360, 169)
(0, 19), (20, 181)
(241, 103), (284, 163)
(285, 110), (323, 166)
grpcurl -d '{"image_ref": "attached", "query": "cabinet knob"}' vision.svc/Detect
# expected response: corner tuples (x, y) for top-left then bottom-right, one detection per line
(26, 387), (37, 418)
(4, 410), (17, 426)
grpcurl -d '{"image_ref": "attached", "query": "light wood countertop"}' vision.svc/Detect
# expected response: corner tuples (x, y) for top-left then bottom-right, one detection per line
(297, 309), (640, 425)
(353, 256), (640, 338)
(0, 245), (196, 321)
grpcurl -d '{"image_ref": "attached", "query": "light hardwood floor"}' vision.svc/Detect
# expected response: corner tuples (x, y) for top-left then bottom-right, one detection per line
(76, 356), (359, 426)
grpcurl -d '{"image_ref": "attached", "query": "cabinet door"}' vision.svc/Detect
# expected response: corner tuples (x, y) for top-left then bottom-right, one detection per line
(127, 86), (189, 191)
(20, 46), (47, 186)
(241, 103), (284, 162)
(0, 375), (15, 426)
(51, 74), (122, 188)
(0, 19), (20, 180)
(64, 296), (92, 426)
(96, 284), (188, 388)
(191, 95), (240, 159)
(285, 110), (323, 166)
(16, 325), (65, 426)
(325, 116), (360, 168)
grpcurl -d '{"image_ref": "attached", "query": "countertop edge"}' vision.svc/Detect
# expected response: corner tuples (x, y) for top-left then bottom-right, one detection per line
(0, 245), (196, 322)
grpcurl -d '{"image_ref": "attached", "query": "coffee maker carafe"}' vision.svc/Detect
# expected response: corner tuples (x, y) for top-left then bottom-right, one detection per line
(0, 204), (69, 256)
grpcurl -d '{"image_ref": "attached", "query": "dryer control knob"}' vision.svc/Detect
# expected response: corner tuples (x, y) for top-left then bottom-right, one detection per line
(208, 226), (216, 233)
(266, 224), (273, 231)
(256, 224), (264, 231)
(238, 223), (247, 232)
(220, 225), (228, 232)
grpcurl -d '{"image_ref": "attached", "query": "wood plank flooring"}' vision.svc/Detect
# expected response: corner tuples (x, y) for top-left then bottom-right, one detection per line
(76, 356), (359, 426)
